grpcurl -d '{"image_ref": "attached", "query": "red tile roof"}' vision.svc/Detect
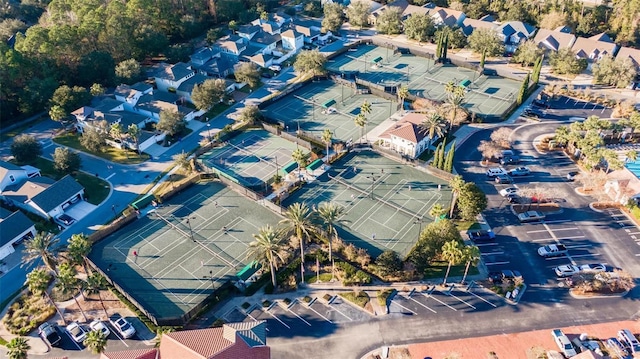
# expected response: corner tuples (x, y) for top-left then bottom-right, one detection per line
(100, 348), (158, 359)
(379, 112), (428, 143)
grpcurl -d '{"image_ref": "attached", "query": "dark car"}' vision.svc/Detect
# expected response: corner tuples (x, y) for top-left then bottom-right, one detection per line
(531, 99), (549, 109)
(57, 214), (75, 226)
(39, 322), (62, 347)
(500, 156), (520, 165)
(261, 72), (273, 79)
(567, 171), (578, 181)
(523, 107), (546, 118)
(467, 229), (496, 242)
(507, 194), (521, 203)
(489, 270), (523, 283)
(495, 174), (513, 184)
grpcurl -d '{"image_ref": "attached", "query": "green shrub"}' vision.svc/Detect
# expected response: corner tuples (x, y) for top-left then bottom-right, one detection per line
(1, 294), (55, 335)
(241, 302), (251, 309)
(377, 289), (395, 306)
(262, 300), (272, 308)
(339, 291), (370, 308)
(282, 298), (291, 305)
(303, 296), (312, 303)
(323, 293), (333, 302)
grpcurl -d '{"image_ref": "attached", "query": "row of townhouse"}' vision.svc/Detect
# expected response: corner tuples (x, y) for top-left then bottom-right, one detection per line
(371, 0), (640, 87)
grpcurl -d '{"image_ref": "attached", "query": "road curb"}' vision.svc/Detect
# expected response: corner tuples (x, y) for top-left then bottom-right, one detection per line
(568, 288), (630, 299)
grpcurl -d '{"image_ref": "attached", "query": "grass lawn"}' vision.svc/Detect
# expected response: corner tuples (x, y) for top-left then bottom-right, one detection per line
(54, 132), (149, 164)
(338, 291), (370, 308)
(14, 157), (110, 205)
(203, 103), (231, 120)
(423, 261), (479, 280)
(455, 220), (481, 232)
(237, 85), (252, 93)
(305, 273), (334, 283)
(0, 116), (47, 143)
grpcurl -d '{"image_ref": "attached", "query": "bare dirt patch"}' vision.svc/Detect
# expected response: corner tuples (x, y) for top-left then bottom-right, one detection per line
(61, 289), (130, 324)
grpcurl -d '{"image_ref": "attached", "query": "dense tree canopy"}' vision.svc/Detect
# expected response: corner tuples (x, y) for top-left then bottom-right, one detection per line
(549, 48), (588, 75)
(467, 28), (504, 56)
(592, 55), (638, 88)
(403, 13), (436, 43)
(376, 6), (403, 35)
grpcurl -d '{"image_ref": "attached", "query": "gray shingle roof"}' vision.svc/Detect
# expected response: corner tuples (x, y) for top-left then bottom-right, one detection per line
(31, 175), (84, 213)
(0, 210), (34, 246)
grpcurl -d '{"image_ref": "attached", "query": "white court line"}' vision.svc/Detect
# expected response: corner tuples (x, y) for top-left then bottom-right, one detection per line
(105, 173), (115, 180)
(390, 297), (417, 315)
(420, 292), (457, 311)
(264, 308), (291, 329)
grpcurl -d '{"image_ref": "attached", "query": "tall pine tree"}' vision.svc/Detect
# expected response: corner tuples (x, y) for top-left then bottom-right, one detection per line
(444, 140), (456, 172)
(437, 138), (447, 169)
(442, 32), (449, 61)
(531, 55), (543, 84)
(517, 73), (530, 105)
(432, 142), (443, 168)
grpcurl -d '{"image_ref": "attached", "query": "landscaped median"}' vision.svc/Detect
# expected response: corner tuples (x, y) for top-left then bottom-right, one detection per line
(54, 132), (149, 165)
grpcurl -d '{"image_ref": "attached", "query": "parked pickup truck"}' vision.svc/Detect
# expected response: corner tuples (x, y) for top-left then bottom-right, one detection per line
(538, 244), (568, 258)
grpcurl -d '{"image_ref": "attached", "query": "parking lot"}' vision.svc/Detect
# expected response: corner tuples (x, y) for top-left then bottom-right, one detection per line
(387, 285), (505, 317)
(220, 295), (371, 338)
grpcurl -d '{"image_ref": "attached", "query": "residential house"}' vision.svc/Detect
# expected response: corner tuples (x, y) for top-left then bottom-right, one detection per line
(1, 175), (85, 220)
(176, 73), (209, 104)
(281, 29), (304, 52)
(461, 17), (497, 36)
(190, 47), (236, 78)
(218, 35), (248, 56)
(615, 46), (640, 88)
(114, 82), (153, 107)
(251, 12), (291, 32)
(496, 21), (537, 53)
(533, 28), (577, 52)
(571, 33), (618, 64)
(0, 209), (36, 260)
(292, 18), (332, 43)
(428, 5), (466, 27)
(101, 321), (270, 359)
(0, 161), (29, 192)
(153, 62), (196, 92)
(369, 0), (429, 24)
(378, 112), (435, 159)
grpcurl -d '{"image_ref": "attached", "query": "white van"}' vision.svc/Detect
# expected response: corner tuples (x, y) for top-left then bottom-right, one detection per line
(551, 329), (577, 357)
(618, 329), (640, 353)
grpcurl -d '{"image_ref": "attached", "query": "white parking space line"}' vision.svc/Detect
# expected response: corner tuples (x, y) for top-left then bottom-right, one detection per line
(406, 293), (437, 313)
(327, 303), (353, 321)
(628, 232), (640, 235)
(635, 254), (640, 257)
(532, 238), (555, 242)
(527, 229), (551, 234)
(305, 304), (333, 323)
(547, 228), (579, 232)
(481, 251), (504, 256)
(565, 244), (592, 249)
(484, 261), (510, 266)
(544, 220), (572, 224)
(439, 289), (476, 310)
(467, 289), (498, 308)
(285, 305), (312, 326)
(391, 297), (417, 315)
(570, 253), (602, 258)
(420, 292), (457, 311)
(265, 308), (291, 329)
(556, 235), (586, 240)
(110, 329), (130, 347)
(476, 243), (500, 247)
(65, 332), (83, 350)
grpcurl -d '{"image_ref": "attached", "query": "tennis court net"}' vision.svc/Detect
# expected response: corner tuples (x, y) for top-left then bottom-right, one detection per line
(327, 174), (423, 221)
(294, 95), (356, 120)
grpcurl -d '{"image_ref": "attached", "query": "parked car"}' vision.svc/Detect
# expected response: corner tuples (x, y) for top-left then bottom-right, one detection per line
(500, 156), (520, 165)
(579, 263), (606, 273)
(467, 229), (496, 242)
(509, 167), (530, 176)
(523, 107), (546, 118)
(499, 187), (519, 196)
(89, 320), (111, 337)
(507, 194), (522, 204)
(618, 329), (640, 354)
(39, 322), (62, 347)
(495, 174), (513, 184)
(538, 244), (568, 258)
(531, 99), (549, 109)
(489, 270), (522, 283)
(486, 167), (507, 178)
(554, 264), (580, 277)
(110, 316), (136, 339)
(518, 211), (545, 223)
(66, 322), (87, 343)
(57, 214), (75, 226)
(551, 329), (577, 357)
(567, 171), (579, 181)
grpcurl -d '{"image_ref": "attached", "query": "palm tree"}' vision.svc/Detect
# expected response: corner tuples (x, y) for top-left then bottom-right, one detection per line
(420, 112), (446, 150)
(429, 203), (446, 221)
(85, 272), (109, 318)
(627, 150), (637, 162)
(84, 330), (108, 354)
(460, 245), (481, 284)
(444, 80), (456, 95)
(248, 225), (286, 288)
(315, 202), (348, 264)
(354, 113), (367, 144)
(448, 175), (466, 218)
(321, 129), (332, 161)
(442, 88), (466, 131)
(26, 268), (66, 324)
(65, 233), (92, 274)
(291, 148), (310, 180)
(360, 100), (372, 116)
(397, 86), (410, 111)
(22, 232), (60, 275)
(280, 203), (316, 283)
(110, 123), (128, 158)
(6, 337), (30, 359)
(57, 263), (88, 322)
(441, 240), (463, 286)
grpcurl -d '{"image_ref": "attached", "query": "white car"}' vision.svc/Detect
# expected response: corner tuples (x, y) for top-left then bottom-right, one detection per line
(486, 167), (507, 178)
(499, 187), (519, 196)
(66, 322), (87, 343)
(579, 263), (606, 273)
(110, 317), (136, 339)
(509, 167), (530, 176)
(89, 320), (111, 337)
(554, 264), (580, 277)
(552, 329), (577, 357)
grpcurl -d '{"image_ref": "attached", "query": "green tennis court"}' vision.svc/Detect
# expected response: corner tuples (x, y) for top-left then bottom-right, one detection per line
(327, 43), (521, 119)
(199, 129), (307, 188)
(89, 182), (282, 323)
(261, 80), (398, 142)
(281, 151), (452, 257)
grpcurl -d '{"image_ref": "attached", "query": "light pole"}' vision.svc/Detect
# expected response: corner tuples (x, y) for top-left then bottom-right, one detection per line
(414, 218), (423, 242)
(311, 96), (315, 122)
(366, 172), (378, 199)
(111, 204), (117, 218)
(203, 270), (215, 291)
(207, 123), (212, 143)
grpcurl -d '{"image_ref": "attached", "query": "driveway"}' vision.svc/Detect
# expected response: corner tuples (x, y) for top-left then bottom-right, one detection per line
(64, 201), (97, 222)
